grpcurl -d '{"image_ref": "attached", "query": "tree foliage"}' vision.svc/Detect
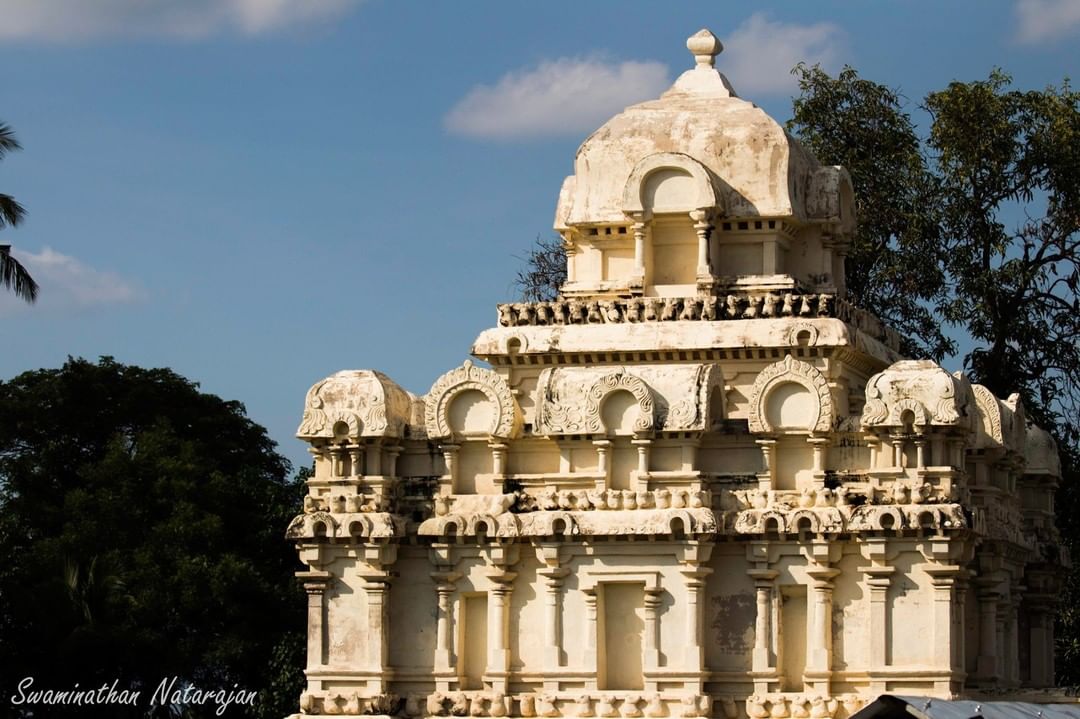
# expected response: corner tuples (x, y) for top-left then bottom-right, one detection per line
(513, 234), (566, 302)
(788, 65), (953, 361)
(0, 121), (38, 303)
(791, 65), (1080, 685)
(0, 357), (306, 717)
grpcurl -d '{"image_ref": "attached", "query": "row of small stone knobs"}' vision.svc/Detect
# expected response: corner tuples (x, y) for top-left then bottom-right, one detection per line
(303, 493), (389, 514)
(519, 488), (709, 512)
(496, 294), (835, 327)
(298, 692), (864, 719)
(731, 483), (960, 511)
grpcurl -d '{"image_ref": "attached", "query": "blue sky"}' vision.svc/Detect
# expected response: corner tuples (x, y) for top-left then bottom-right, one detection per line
(2, 0), (1079, 471)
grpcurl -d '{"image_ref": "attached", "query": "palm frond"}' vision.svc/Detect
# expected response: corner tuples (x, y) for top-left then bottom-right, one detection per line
(0, 245), (39, 303)
(0, 193), (26, 229)
(0, 122), (21, 159)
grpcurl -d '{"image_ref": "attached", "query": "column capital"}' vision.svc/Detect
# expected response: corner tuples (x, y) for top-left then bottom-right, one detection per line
(297, 569), (333, 594)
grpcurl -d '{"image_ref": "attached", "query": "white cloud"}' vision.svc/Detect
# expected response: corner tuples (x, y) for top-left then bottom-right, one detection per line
(0, 247), (141, 315)
(1014, 0), (1080, 44)
(445, 56), (671, 140)
(0, 0), (361, 41)
(721, 13), (846, 96)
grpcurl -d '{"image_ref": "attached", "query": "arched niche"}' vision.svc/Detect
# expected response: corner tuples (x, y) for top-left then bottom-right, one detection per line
(425, 360), (522, 441)
(622, 152), (719, 215)
(584, 372), (655, 435)
(748, 355), (833, 434)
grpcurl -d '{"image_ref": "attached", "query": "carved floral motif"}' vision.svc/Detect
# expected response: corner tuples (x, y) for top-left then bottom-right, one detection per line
(747, 355), (833, 434)
(425, 361), (522, 440)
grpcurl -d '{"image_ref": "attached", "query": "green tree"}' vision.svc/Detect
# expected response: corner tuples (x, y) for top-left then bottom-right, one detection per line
(788, 65), (953, 361)
(789, 65), (1080, 684)
(0, 122), (38, 303)
(0, 357), (306, 717)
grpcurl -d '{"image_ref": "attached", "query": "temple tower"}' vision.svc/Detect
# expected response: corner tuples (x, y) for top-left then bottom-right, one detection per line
(285, 29), (1067, 719)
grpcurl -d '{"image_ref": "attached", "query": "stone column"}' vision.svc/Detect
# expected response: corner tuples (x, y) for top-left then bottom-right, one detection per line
(691, 209), (711, 277)
(349, 444), (364, 478)
(925, 565), (962, 691)
(488, 571), (517, 680)
(748, 569), (778, 672)
(584, 587), (599, 687)
(632, 220), (648, 290)
(1005, 584), (1023, 685)
(632, 438), (651, 491)
(805, 566), (840, 691)
(643, 587), (663, 671)
(539, 567), (570, 672)
(756, 438), (777, 490)
(359, 569), (394, 691)
(299, 571), (332, 671)
(594, 439), (611, 490)
(431, 571), (461, 675)
(490, 442), (508, 478)
(863, 565), (893, 676)
(975, 580), (1001, 681)
(680, 567), (712, 669)
(441, 443), (460, 494)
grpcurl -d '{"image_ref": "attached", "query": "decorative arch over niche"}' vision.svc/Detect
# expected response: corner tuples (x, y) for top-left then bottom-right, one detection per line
(583, 372), (656, 435)
(425, 360), (522, 441)
(621, 152), (720, 215)
(747, 355), (833, 434)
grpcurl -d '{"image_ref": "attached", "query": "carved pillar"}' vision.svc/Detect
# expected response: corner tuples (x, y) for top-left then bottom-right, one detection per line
(367, 441), (382, 476)
(805, 566), (840, 692)
(1005, 583), (1023, 685)
(862, 562), (894, 678)
(925, 565), (962, 690)
(643, 587), (663, 671)
(632, 437), (651, 491)
(889, 431), (905, 468)
(358, 544), (396, 691)
(756, 437), (777, 490)
(808, 434), (829, 485)
(487, 571), (516, 680)
(584, 587), (599, 687)
(431, 571), (461, 677)
(866, 434), (881, 470)
(632, 219), (648, 290)
(975, 579), (1001, 681)
(594, 439), (611, 490)
(490, 441), (508, 478)
(385, 445), (401, 477)
(680, 566), (713, 670)
(539, 567), (570, 674)
(442, 443), (460, 494)
(914, 429), (928, 469)
(349, 444), (364, 478)
(298, 570), (332, 672)
(691, 209), (711, 277)
(331, 445), (346, 477)
(748, 569), (778, 672)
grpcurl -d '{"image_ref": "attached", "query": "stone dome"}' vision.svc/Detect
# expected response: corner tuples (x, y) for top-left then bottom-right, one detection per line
(554, 29), (854, 231)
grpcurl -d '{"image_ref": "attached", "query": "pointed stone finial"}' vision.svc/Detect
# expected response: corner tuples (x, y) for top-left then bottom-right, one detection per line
(687, 28), (722, 68)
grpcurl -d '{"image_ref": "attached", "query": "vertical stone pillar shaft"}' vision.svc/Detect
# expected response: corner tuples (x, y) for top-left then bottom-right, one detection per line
(864, 567), (893, 671)
(594, 439), (611, 490)
(643, 588), (663, 670)
(806, 567), (840, 674)
(431, 572), (461, 673)
(976, 585), (1000, 680)
(681, 568), (712, 669)
(584, 588), (599, 686)
(488, 580), (514, 674)
(539, 568), (570, 669)
(300, 573), (332, 671)
(691, 210), (711, 276)
(748, 569), (778, 671)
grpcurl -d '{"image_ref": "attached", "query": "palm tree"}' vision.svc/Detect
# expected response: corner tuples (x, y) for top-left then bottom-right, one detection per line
(0, 122), (37, 303)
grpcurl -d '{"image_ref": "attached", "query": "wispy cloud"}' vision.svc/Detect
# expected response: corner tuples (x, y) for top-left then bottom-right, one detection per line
(1014, 0), (1080, 44)
(0, 247), (141, 315)
(445, 56), (671, 140)
(0, 0), (361, 42)
(721, 13), (846, 96)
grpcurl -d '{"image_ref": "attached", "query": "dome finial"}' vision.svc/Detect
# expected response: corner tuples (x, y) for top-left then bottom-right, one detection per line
(687, 28), (722, 68)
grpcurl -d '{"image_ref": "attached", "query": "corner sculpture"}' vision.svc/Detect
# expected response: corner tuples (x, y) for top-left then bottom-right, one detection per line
(285, 29), (1068, 719)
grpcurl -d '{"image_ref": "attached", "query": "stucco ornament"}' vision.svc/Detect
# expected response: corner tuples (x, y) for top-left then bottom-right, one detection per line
(425, 360), (522, 440)
(296, 369), (414, 441)
(861, 360), (972, 429)
(584, 371), (656, 434)
(747, 355), (832, 433)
